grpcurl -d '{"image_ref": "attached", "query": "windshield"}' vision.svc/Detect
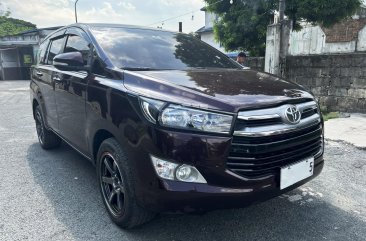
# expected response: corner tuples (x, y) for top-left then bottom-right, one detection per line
(91, 27), (241, 70)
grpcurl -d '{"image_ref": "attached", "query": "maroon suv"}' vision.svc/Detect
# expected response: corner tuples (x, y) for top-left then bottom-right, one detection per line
(30, 23), (324, 228)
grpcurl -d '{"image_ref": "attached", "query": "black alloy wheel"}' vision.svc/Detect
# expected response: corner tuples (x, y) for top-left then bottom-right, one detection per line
(96, 138), (155, 228)
(35, 107), (45, 145)
(34, 105), (61, 149)
(100, 153), (125, 215)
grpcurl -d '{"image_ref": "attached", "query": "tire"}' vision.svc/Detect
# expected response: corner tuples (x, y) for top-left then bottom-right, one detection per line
(96, 138), (156, 229)
(34, 105), (61, 149)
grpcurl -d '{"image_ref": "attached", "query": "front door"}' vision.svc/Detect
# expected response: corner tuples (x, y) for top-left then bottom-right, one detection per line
(54, 28), (92, 154)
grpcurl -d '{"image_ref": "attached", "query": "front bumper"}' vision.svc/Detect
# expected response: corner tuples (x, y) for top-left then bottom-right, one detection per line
(127, 127), (324, 213)
(140, 159), (323, 213)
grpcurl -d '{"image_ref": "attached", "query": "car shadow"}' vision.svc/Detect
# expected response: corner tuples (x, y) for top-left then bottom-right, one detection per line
(26, 143), (366, 241)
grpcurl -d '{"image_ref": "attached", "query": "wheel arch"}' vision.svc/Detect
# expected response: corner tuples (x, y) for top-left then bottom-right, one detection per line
(32, 98), (39, 119)
(92, 129), (115, 162)
(30, 81), (46, 123)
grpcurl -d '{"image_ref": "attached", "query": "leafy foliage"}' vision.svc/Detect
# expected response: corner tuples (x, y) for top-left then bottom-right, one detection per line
(204, 0), (362, 56)
(286, 0), (362, 30)
(0, 3), (36, 37)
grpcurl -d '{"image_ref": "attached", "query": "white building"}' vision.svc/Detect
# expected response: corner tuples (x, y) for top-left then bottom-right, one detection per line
(196, 7), (226, 53)
(0, 26), (61, 80)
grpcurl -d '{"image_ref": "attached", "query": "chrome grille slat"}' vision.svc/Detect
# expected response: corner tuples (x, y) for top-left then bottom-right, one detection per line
(228, 101), (323, 178)
(234, 101), (319, 137)
(231, 128), (322, 156)
(237, 101), (317, 121)
(228, 145), (321, 173)
(227, 140), (322, 167)
(229, 138), (322, 162)
(231, 126), (321, 148)
(237, 114), (280, 121)
(233, 116), (320, 137)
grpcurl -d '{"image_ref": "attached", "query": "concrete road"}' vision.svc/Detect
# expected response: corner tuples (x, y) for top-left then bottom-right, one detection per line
(0, 81), (365, 241)
(324, 114), (366, 149)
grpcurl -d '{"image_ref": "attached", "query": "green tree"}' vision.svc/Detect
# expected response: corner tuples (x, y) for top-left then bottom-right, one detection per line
(204, 0), (361, 56)
(0, 3), (36, 37)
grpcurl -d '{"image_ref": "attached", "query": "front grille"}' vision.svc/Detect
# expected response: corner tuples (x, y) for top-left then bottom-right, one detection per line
(228, 101), (323, 178)
(235, 118), (282, 128)
(302, 106), (318, 119)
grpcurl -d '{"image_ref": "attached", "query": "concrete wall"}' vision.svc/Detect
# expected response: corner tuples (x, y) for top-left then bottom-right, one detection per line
(246, 57), (265, 71)
(357, 26), (366, 51)
(265, 24), (281, 75)
(265, 21), (291, 76)
(288, 22), (366, 55)
(286, 54), (366, 113)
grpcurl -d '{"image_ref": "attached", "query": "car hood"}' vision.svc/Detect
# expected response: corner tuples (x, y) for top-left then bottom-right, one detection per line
(123, 69), (314, 113)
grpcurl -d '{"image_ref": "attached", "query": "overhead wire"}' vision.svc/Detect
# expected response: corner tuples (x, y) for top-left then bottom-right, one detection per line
(147, 9), (201, 27)
(146, 0), (229, 27)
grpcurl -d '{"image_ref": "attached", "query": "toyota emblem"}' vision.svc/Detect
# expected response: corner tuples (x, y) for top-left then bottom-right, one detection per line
(284, 105), (301, 124)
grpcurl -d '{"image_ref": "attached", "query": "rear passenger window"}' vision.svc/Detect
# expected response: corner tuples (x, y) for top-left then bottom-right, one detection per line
(64, 35), (90, 66)
(47, 37), (65, 64)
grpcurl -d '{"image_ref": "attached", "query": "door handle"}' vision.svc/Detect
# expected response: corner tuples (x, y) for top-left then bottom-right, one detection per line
(35, 71), (43, 77)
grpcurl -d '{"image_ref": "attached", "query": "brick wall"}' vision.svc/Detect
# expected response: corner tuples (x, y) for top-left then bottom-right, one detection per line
(286, 54), (366, 113)
(321, 19), (366, 43)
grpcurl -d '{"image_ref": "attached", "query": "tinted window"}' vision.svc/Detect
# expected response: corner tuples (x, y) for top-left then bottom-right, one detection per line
(91, 27), (240, 70)
(47, 37), (65, 64)
(37, 40), (49, 64)
(64, 35), (90, 66)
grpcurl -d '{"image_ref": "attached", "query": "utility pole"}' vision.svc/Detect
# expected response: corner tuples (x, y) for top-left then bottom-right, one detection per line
(265, 0), (288, 76)
(75, 0), (79, 23)
(279, 0), (287, 77)
(279, 0), (285, 23)
(279, 0), (286, 59)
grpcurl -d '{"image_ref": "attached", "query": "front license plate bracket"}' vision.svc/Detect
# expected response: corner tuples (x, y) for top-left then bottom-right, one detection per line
(280, 157), (314, 190)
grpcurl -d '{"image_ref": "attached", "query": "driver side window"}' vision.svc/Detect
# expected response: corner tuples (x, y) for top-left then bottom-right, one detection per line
(64, 35), (91, 66)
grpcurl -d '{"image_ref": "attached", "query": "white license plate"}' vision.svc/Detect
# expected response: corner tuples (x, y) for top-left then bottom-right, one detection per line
(280, 157), (314, 190)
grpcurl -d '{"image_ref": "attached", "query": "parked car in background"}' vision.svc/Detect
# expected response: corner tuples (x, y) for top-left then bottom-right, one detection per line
(30, 23), (324, 228)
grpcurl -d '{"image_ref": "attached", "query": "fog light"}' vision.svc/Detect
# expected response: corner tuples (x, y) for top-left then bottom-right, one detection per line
(151, 156), (178, 180)
(150, 156), (207, 183)
(176, 164), (207, 183)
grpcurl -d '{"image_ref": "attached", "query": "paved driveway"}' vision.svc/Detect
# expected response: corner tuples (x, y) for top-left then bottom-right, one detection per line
(0, 81), (365, 241)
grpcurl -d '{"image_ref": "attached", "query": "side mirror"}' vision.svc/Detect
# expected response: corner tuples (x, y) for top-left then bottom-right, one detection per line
(53, 52), (89, 71)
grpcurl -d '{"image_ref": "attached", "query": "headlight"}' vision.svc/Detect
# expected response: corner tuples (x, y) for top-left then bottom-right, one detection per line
(140, 97), (233, 134)
(159, 104), (233, 134)
(140, 97), (165, 123)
